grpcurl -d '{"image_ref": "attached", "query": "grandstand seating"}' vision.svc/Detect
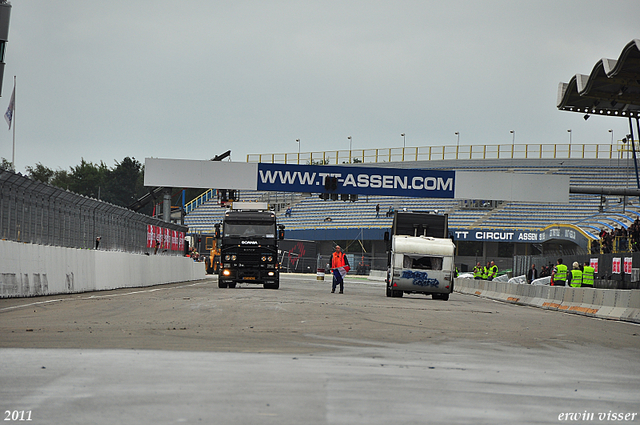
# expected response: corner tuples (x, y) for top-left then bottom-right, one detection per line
(184, 157), (640, 239)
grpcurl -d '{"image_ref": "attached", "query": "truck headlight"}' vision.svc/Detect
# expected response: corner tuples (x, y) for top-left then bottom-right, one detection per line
(261, 256), (266, 262)
(268, 256), (273, 262)
(222, 269), (231, 276)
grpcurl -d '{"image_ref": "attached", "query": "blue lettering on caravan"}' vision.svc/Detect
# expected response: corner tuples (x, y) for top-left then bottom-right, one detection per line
(401, 270), (440, 287)
(256, 163), (455, 198)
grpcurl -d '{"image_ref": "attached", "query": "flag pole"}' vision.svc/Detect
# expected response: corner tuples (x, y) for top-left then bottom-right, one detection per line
(11, 75), (15, 171)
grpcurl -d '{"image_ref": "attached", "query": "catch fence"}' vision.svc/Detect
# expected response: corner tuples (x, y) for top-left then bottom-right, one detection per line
(0, 169), (187, 254)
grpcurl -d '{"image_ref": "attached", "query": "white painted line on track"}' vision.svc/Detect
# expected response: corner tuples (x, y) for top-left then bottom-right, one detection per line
(0, 280), (211, 313)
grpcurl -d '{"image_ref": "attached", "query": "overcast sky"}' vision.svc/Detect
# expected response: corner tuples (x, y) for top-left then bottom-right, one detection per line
(0, 1), (638, 172)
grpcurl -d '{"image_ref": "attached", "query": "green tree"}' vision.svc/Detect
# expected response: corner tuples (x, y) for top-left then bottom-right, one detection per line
(67, 159), (108, 199)
(50, 169), (73, 191)
(25, 162), (55, 184)
(0, 157), (12, 171)
(23, 157), (210, 216)
(103, 157), (144, 206)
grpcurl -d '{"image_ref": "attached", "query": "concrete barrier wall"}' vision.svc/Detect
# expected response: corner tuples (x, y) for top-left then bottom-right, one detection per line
(454, 278), (640, 324)
(0, 240), (205, 298)
(368, 270), (386, 281)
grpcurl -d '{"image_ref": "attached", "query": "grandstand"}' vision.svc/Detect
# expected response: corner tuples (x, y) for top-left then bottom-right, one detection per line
(183, 144), (639, 272)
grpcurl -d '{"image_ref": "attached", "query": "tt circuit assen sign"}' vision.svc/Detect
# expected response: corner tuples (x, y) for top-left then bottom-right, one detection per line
(144, 158), (569, 203)
(451, 225), (591, 249)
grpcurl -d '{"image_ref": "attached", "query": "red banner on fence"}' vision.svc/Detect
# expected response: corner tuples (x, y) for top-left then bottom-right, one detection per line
(612, 257), (621, 274)
(590, 258), (598, 274)
(624, 257), (633, 274)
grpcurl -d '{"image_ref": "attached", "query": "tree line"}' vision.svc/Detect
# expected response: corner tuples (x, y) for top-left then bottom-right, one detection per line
(1, 157), (204, 216)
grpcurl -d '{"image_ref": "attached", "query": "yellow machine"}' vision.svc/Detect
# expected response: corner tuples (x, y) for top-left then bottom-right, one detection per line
(204, 232), (221, 275)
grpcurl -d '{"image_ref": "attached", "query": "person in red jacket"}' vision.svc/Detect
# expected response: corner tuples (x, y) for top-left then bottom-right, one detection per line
(331, 245), (350, 294)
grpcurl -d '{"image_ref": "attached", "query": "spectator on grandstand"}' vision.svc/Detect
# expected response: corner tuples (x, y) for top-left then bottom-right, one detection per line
(95, 236), (101, 250)
(375, 204), (380, 218)
(526, 264), (538, 284)
(386, 206), (395, 217)
(599, 228), (613, 253)
(631, 218), (640, 251)
(619, 227), (629, 252)
(285, 207), (292, 217)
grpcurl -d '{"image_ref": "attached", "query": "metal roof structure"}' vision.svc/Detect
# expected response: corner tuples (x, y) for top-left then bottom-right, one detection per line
(557, 39), (640, 118)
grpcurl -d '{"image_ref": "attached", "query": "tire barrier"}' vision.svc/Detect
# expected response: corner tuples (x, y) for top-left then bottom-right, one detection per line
(454, 277), (640, 324)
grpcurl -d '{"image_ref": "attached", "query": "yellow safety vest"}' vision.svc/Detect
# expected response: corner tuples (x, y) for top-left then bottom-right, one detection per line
(570, 269), (582, 287)
(473, 266), (482, 278)
(582, 266), (595, 287)
(554, 264), (567, 282)
(489, 265), (498, 278)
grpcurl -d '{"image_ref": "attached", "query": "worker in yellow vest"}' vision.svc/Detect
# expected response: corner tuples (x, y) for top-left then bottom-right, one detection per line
(569, 262), (582, 287)
(551, 258), (567, 286)
(487, 261), (498, 281)
(473, 262), (483, 280)
(582, 261), (595, 288)
(482, 262), (490, 280)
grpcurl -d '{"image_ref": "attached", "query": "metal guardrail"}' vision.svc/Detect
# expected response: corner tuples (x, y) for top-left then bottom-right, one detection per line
(247, 142), (635, 164)
(0, 169), (187, 253)
(184, 189), (215, 215)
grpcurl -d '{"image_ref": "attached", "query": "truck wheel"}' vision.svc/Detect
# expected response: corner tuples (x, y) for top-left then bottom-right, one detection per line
(218, 280), (228, 288)
(432, 293), (449, 301)
(392, 290), (403, 298)
(229, 282), (236, 288)
(264, 282), (279, 289)
(386, 285), (392, 297)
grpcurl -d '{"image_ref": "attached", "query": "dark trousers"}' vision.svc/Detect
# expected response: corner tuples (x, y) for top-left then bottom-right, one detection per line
(332, 276), (343, 292)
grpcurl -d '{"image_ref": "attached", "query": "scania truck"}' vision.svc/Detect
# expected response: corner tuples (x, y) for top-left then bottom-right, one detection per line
(217, 202), (284, 289)
(385, 211), (455, 300)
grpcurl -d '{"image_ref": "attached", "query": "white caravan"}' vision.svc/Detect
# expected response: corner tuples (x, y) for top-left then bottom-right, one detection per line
(386, 234), (455, 300)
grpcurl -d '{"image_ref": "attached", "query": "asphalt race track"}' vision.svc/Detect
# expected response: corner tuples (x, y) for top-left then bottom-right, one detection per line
(1, 274), (639, 424)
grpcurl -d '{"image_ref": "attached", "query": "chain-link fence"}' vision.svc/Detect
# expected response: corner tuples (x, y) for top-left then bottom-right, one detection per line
(0, 169), (187, 254)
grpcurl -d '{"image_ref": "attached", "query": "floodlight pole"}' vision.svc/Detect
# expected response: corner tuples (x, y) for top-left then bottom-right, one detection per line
(629, 117), (640, 202)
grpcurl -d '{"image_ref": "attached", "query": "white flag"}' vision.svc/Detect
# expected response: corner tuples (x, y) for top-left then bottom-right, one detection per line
(4, 82), (14, 130)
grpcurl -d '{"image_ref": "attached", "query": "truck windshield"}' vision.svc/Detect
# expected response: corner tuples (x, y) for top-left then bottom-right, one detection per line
(403, 255), (443, 270)
(224, 223), (275, 238)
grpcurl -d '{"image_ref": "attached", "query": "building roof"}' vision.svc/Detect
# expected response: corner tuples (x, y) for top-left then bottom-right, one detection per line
(557, 39), (640, 118)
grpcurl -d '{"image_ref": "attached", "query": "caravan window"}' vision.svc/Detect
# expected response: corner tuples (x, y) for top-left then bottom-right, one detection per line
(403, 255), (443, 270)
